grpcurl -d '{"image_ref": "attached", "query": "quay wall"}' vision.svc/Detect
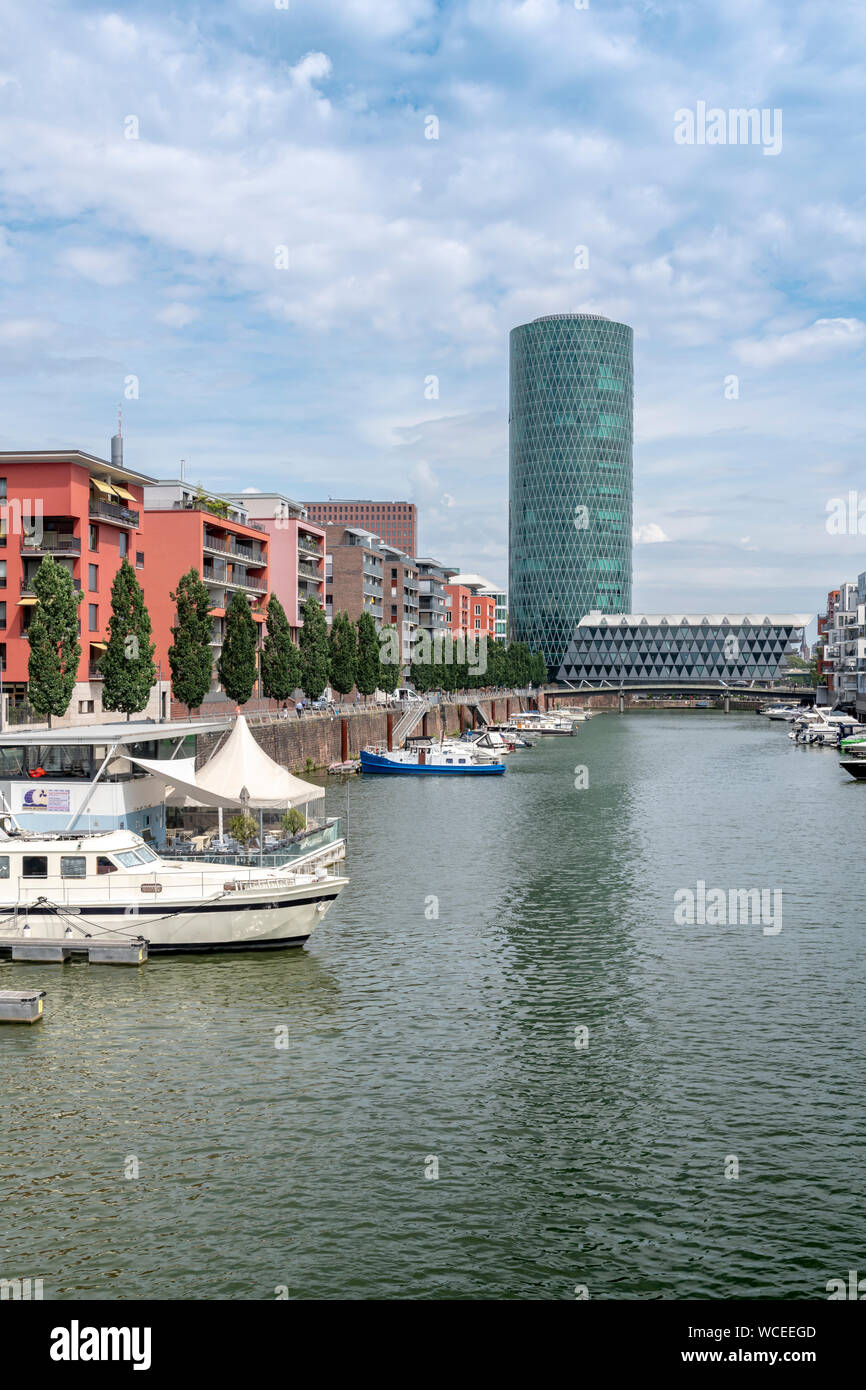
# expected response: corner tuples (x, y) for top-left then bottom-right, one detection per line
(194, 693), (536, 772)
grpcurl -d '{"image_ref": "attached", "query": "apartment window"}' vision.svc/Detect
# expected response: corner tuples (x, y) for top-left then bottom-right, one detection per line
(89, 523), (98, 550)
(88, 564), (98, 591)
(88, 604), (98, 632)
(78, 700), (95, 715)
(0, 602), (5, 629)
(475, 619), (481, 630)
(0, 560), (5, 587)
(119, 532), (129, 558)
(136, 552), (144, 569)
(0, 478), (5, 500)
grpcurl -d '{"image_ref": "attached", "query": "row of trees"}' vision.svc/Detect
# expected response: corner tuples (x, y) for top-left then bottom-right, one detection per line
(410, 637), (546, 693)
(24, 554), (546, 722)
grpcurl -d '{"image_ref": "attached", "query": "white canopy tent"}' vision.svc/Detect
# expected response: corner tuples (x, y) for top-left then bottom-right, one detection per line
(123, 715), (324, 811)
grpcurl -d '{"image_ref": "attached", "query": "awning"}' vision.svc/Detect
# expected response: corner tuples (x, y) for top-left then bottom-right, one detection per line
(90, 640), (108, 651)
(111, 484), (136, 501)
(90, 478), (116, 496)
(18, 596), (38, 605)
(123, 715), (324, 809)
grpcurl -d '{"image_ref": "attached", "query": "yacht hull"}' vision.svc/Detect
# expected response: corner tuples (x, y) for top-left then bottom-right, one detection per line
(0, 882), (347, 953)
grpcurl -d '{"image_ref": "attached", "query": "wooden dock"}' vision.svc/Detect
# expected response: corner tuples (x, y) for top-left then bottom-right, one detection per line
(0, 937), (148, 965)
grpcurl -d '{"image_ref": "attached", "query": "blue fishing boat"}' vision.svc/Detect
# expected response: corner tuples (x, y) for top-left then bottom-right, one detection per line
(360, 745), (506, 775)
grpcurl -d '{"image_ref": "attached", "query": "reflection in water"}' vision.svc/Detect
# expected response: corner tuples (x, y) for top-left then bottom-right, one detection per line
(1, 714), (863, 1299)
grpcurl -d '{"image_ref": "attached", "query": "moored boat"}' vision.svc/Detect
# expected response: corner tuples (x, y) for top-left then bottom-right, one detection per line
(360, 745), (505, 775)
(0, 828), (347, 953)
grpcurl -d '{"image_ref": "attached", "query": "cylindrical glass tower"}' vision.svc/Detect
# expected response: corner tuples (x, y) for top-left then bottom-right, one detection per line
(508, 313), (633, 673)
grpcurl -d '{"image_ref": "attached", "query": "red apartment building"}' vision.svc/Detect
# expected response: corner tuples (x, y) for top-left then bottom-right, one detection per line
(817, 588), (840, 694)
(304, 500), (417, 555)
(0, 449), (155, 720)
(143, 483), (270, 705)
(444, 578), (496, 639)
(225, 492), (325, 638)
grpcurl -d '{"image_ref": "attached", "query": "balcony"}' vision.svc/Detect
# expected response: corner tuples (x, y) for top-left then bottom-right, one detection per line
(298, 561), (323, 582)
(88, 663), (104, 680)
(89, 498), (139, 529)
(298, 535), (323, 558)
(202, 533), (266, 565)
(203, 567), (267, 595)
(21, 533), (81, 555)
(21, 578), (80, 596)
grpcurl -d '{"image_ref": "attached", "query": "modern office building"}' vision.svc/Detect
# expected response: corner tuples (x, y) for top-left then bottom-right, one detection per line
(225, 491), (325, 637)
(304, 500), (417, 555)
(557, 613), (811, 685)
(509, 313), (633, 673)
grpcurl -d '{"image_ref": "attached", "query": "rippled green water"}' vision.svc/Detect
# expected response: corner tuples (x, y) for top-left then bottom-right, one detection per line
(2, 712), (863, 1300)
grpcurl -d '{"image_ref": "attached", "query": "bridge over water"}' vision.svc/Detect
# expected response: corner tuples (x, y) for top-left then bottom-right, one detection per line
(544, 681), (817, 712)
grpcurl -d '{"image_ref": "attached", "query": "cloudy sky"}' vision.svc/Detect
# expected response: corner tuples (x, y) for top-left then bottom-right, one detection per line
(1, 0), (864, 620)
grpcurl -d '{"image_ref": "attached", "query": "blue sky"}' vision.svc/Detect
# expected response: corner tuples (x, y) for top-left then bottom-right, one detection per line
(1, 0), (865, 621)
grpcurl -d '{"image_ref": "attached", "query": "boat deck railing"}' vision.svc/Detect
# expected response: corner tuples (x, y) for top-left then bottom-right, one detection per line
(163, 819), (343, 868)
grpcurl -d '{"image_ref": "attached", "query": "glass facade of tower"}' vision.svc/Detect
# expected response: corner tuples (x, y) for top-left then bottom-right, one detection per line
(509, 314), (633, 672)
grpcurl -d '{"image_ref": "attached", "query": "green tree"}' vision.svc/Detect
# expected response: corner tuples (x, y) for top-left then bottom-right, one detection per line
(168, 568), (213, 715)
(328, 611), (357, 696)
(27, 555), (81, 726)
(376, 624), (401, 693)
(100, 559), (157, 719)
(261, 594), (301, 704)
(228, 813), (258, 847)
(218, 590), (259, 705)
(298, 596), (330, 700)
(355, 611), (381, 697)
(506, 641), (532, 689)
(530, 651), (548, 686)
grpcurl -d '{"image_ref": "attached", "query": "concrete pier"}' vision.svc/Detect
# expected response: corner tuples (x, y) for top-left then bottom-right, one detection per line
(0, 989), (46, 1023)
(1, 937), (147, 965)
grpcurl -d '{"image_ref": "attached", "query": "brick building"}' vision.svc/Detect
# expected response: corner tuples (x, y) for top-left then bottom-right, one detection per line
(304, 499), (417, 555)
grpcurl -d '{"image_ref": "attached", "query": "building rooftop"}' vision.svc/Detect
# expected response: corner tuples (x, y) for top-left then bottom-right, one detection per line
(0, 450), (155, 485)
(0, 718), (232, 747)
(577, 612), (813, 627)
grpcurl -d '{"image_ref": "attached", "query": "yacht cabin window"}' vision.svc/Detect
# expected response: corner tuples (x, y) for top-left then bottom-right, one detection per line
(96, 856), (117, 875)
(22, 856), (47, 878)
(0, 856), (8, 878)
(60, 856), (87, 878)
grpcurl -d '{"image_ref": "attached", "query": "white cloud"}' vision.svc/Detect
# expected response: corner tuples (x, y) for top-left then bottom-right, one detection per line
(156, 301), (200, 329)
(633, 522), (670, 544)
(735, 317), (866, 368)
(60, 246), (132, 286)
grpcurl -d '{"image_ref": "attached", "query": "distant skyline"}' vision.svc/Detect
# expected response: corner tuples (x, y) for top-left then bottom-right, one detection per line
(1, 0), (864, 625)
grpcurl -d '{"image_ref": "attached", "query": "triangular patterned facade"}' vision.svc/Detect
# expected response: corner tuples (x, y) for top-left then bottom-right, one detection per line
(557, 614), (810, 683)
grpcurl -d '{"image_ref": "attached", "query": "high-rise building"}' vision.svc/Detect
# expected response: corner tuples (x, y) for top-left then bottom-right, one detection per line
(509, 313), (633, 672)
(303, 500), (417, 555)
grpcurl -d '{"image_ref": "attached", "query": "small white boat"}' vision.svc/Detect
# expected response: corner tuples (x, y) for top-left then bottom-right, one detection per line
(511, 712), (577, 736)
(0, 828), (348, 954)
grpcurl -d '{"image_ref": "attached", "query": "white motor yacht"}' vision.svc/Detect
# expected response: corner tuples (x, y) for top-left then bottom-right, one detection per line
(0, 828), (348, 953)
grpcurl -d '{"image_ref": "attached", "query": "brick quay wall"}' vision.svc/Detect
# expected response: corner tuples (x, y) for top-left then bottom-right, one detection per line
(194, 693), (537, 773)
